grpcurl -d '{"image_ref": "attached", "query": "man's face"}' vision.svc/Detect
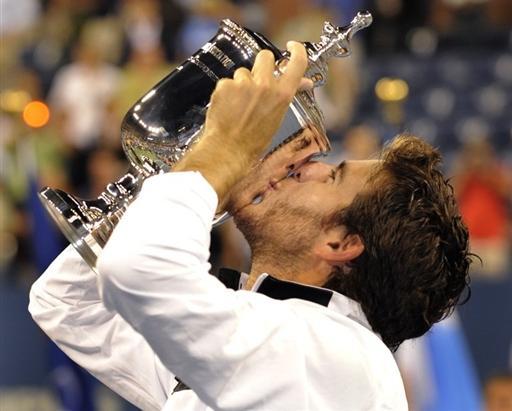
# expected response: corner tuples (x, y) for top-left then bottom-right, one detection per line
(233, 159), (380, 256)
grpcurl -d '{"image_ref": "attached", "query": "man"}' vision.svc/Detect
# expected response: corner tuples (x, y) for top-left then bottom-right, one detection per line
(29, 43), (472, 410)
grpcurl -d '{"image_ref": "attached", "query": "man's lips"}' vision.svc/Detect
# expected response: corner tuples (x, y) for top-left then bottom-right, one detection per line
(226, 125), (330, 214)
(232, 154), (317, 211)
(268, 177), (280, 190)
(250, 174), (291, 204)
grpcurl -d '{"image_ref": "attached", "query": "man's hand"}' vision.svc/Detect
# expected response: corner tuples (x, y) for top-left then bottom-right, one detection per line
(174, 41), (309, 208)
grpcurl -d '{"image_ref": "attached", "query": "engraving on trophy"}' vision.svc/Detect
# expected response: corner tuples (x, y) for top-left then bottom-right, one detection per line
(220, 19), (261, 55)
(202, 42), (236, 70)
(188, 56), (219, 82)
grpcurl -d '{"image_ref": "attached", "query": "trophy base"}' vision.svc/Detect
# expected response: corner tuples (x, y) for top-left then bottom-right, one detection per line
(39, 188), (104, 271)
(39, 172), (141, 271)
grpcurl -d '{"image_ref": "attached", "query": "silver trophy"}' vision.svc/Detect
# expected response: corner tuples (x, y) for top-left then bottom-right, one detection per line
(39, 12), (372, 271)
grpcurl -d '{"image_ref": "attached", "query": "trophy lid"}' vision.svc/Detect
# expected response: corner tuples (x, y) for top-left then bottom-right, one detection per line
(304, 11), (373, 87)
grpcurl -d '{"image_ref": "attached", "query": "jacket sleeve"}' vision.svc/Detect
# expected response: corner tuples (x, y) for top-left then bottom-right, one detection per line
(29, 245), (176, 410)
(97, 171), (309, 409)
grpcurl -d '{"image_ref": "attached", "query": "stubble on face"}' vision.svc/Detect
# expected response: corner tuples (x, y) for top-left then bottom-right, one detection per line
(234, 199), (324, 279)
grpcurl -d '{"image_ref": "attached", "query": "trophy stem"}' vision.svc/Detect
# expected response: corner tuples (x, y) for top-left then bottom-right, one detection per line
(39, 171), (143, 272)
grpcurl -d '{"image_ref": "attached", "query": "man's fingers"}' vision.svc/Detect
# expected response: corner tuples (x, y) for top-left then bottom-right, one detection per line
(251, 49), (275, 83)
(233, 67), (251, 82)
(298, 77), (314, 91)
(279, 41), (308, 91)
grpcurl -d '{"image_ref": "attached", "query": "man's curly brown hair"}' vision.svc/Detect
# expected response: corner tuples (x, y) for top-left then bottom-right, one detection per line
(324, 134), (473, 351)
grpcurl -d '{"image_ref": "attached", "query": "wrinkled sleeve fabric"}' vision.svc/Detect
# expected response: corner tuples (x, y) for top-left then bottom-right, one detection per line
(97, 172), (310, 409)
(28, 245), (175, 411)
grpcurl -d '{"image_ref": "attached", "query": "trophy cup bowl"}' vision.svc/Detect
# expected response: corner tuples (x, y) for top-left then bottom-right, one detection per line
(39, 12), (372, 272)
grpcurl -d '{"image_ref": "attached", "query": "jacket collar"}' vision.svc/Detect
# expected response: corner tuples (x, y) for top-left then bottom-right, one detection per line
(217, 268), (372, 332)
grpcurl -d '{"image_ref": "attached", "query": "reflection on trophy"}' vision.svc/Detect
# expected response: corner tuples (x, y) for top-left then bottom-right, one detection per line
(38, 11), (373, 271)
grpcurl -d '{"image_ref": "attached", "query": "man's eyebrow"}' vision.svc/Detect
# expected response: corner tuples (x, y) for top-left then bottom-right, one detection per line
(335, 161), (346, 183)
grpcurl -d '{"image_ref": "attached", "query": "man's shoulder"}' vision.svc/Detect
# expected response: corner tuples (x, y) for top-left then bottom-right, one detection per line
(284, 292), (379, 341)
(286, 297), (402, 376)
(284, 298), (407, 408)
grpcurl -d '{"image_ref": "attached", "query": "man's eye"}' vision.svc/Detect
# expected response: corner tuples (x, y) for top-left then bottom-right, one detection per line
(329, 170), (336, 181)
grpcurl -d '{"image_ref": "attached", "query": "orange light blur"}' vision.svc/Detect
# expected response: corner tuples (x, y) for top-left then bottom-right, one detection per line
(22, 101), (50, 128)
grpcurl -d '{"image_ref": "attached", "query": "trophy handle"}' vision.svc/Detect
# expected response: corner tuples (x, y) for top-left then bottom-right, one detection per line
(39, 172), (142, 272)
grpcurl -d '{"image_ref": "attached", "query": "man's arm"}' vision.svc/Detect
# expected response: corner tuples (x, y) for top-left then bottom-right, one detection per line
(29, 246), (176, 410)
(97, 171), (311, 409)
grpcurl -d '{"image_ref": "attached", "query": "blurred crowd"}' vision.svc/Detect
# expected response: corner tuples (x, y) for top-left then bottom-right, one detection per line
(1, 0), (511, 409)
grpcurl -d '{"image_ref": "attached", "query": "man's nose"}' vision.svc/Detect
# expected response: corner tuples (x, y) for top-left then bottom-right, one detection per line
(294, 162), (333, 182)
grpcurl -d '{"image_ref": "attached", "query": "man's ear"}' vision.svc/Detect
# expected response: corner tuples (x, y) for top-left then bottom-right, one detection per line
(314, 229), (364, 264)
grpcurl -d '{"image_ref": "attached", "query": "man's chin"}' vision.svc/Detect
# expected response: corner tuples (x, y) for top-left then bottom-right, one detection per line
(231, 192), (274, 223)
(232, 206), (261, 249)
(232, 202), (257, 228)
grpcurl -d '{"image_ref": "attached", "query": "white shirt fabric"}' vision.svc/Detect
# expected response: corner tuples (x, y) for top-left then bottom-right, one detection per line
(29, 171), (408, 410)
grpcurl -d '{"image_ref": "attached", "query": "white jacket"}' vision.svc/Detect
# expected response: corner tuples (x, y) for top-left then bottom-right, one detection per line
(29, 171), (407, 410)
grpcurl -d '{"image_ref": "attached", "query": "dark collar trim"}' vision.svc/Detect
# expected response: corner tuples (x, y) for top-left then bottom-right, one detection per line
(217, 268), (333, 307)
(217, 267), (242, 291)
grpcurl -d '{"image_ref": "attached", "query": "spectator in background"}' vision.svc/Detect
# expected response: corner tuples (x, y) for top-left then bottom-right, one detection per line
(327, 124), (381, 167)
(0, 180), (28, 282)
(48, 18), (121, 192)
(364, 0), (429, 53)
(452, 136), (512, 278)
(105, 0), (175, 148)
(317, 0), (367, 25)
(0, 68), (68, 284)
(175, 0), (242, 57)
(119, 0), (164, 58)
(17, 0), (67, 96)
(19, 0), (123, 96)
(0, 0), (40, 35)
(86, 148), (126, 198)
(430, 0), (512, 41)
(484, 372), (512, 411)
(341, 125), (381, 160)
